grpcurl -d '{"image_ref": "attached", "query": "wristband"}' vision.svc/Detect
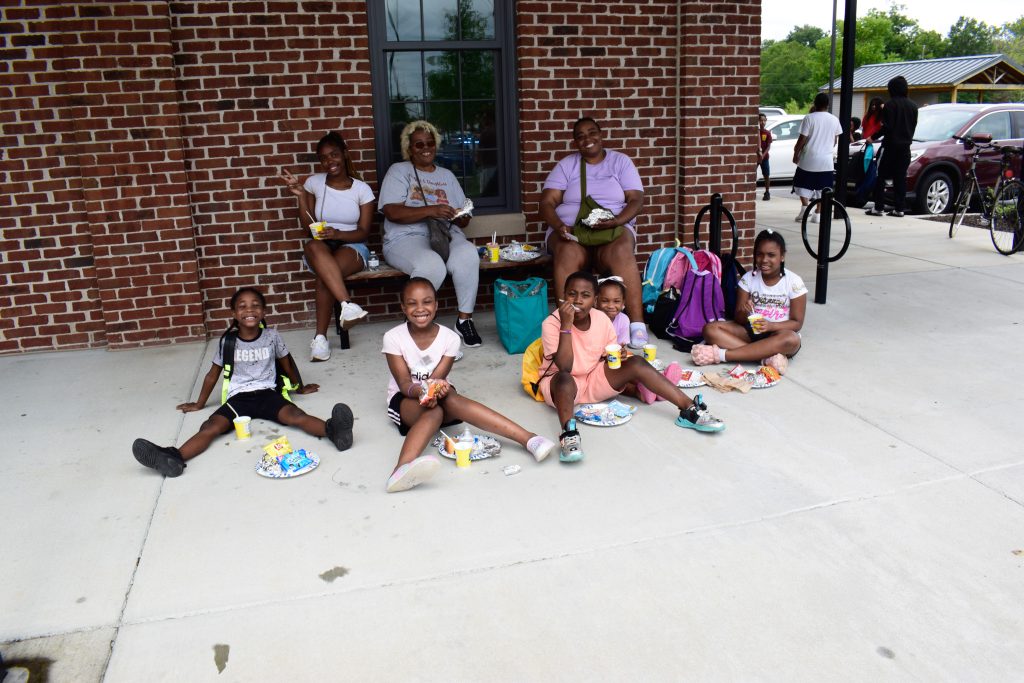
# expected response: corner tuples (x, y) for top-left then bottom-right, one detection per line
(559, 329), (572, 335)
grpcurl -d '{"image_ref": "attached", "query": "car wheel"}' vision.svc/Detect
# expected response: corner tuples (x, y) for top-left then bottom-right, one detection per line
(916, 171), (953, 215)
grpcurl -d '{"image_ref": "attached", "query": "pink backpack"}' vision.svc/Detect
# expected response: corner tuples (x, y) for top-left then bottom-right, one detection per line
(662, 247), (696, 292)
(693, 249), (722, 281)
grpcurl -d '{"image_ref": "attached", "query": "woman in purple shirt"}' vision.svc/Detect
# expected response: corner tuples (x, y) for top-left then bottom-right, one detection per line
(539, 118), (649, 348)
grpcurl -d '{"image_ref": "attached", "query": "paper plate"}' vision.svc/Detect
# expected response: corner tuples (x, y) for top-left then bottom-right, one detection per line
(747, 367), (781, 389)
(574, 400), (636, 427)
(255, 451), (320, 478)
(500, 246), (542, 262)
(434, 434), (502, 461)
(676, 368), (707, 388)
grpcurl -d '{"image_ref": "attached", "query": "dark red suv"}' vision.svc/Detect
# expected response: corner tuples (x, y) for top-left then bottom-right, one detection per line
(845, 103), (1024, 214)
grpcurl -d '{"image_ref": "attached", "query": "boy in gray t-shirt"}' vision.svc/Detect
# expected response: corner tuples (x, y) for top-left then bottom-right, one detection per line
(131, 287), (355, 477)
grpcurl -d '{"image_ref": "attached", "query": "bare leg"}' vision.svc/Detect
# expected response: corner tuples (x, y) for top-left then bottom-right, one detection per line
(178, 414), (233, 461)
(546, 233), (588, 303)
(605, 356), (694, 410)
(437, 389), (534, 447)
(704, 321), (801, 362)
(396, 399), (444, 471)
(548, 371), (579, 428)
(304, 242), (364, 303)
(313, 278), (335, 337)
(277, 403), (326, 437)
(594, 232), (643, 322)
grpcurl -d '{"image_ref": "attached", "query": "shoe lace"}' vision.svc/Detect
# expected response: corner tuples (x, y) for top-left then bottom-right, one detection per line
(459, 318), (478, 338)
(561, 431), (581, 450)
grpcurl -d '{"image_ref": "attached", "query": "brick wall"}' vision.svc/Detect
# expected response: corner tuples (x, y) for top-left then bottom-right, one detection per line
(2, 0), (761, 355)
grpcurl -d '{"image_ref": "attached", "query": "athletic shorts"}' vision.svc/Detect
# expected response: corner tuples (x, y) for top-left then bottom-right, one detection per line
(758, 159), (770, 177)
(214, 388), (292, 423)
(387, 391), (462, 437)
(538, 363), (619, 408)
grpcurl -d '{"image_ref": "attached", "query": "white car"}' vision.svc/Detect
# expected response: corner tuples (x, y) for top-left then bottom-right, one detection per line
(757, 115), (804, 184)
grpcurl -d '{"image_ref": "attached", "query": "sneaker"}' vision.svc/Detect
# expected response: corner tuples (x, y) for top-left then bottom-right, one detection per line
(386, 454), (441, 493)
(761, 353), (789, 375)
(132, 439), (186, 477)
(559, 419), (584, 462)
(809, 212), (818, 224)
(339, 301), (368, 330)
(627, 323), (650, 349)
(690, 343), (720, 366)
(324, 402), (354, 451)
(794, 208), (805, 222)
(675, 394), (725, 433)
(527, 435), (556, 462)
(865, 207), (885, 216)
(886, 210), (905, 217)
(762, 191), (770, 201)
(455, 318), (482, 347)
(310, 334), (330, 362)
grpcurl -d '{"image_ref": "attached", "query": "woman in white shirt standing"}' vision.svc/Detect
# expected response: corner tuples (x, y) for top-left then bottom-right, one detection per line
(280, 131), (372, 361)
(792, 93), (843, 223)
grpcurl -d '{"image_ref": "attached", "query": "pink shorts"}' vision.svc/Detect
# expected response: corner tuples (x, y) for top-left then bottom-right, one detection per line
(538, 363), (620, 408)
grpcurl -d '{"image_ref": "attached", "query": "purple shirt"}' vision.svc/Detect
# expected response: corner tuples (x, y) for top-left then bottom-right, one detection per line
(543, 150), (643, 228)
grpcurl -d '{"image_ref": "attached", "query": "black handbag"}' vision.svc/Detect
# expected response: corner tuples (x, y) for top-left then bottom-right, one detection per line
(414, 166), (453, 260)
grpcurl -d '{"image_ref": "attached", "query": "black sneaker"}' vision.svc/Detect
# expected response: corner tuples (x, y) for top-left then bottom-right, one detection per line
(324, 402), (354, 451)
(454, 318), (482, 347)
(865, 208), (885, 216)
(762, 191), (770, 201)
(132, 439), (186, 477)
(886, 210), (905, 217)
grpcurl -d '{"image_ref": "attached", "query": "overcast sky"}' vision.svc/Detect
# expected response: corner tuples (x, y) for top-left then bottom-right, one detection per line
(761, 0), (1022, 43)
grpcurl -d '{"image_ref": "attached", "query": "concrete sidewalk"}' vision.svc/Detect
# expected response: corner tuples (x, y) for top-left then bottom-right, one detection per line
(3, 195), (1024, 681)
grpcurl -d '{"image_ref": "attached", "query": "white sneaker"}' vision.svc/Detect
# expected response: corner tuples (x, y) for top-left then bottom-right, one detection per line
(809, 212), (819, 223)
(339, 301), (368, 329)
(310, 334), (330, 362)
(794, 208), (805, 222)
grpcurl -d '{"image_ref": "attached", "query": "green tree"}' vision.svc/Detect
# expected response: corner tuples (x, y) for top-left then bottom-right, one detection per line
(760, 40), (816, 109)
(785, 25), (826, 49)
(944, 17), (996, 57)
(994, 16), (1024, 65)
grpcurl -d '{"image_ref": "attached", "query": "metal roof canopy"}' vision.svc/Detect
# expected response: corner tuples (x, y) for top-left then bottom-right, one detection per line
(824, 53), (1024, 98)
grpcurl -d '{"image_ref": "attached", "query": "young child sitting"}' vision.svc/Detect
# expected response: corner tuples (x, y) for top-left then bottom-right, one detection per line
(597, 275), (682, 403)
(692, 229), (806, 373)
(539, 271), (725, 463)
(382, 277), (555, 493)
(132, 287), (354, 477)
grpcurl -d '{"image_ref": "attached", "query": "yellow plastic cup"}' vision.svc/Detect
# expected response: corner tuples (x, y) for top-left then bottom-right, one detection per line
(605, 344), (622, 369)
(233, 416), (252, 440)
(643, 344), (657, 362)
(487, 243), (500, 263)
(748, 313), (766, 334)
(455, 440), (472, 468)
(309, 221), (327, 240)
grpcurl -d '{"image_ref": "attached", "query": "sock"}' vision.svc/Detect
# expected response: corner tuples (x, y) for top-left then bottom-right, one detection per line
(718, 347), (728, 362)
(314, 333), (327, 341)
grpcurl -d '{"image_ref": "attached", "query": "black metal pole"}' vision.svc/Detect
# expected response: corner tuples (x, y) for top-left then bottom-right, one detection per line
(815, 189), (833, 304)
(709, 193), (722, 255)
(834, 0), (857, 204)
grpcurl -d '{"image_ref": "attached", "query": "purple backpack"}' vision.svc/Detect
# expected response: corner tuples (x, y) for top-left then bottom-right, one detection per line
(665, 267), (725, 350)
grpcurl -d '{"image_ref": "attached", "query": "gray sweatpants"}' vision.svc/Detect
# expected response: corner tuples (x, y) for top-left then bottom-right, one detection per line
(382, 229), (480, 314)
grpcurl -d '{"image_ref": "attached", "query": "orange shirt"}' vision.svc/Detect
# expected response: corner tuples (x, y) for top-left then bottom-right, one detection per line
(541, 308), (618, 378)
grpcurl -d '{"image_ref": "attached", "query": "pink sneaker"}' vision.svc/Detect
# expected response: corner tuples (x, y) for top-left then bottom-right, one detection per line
(761, 353), (789, 375)
(636, 381), (657, 404)
(691, 344), (720, 366)
(657, 362), (683, 402)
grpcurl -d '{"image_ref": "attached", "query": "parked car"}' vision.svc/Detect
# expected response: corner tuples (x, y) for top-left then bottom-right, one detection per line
(843, 103), (1024, 214)
(757, 115), (804, 184)
(759, 106), (786, 117)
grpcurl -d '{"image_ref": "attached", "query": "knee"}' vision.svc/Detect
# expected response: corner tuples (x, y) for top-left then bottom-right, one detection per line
(303, 240), (325, 260)
(551, 371), (576, 392)
(779, 331), (801, 354)
(555, 251), (585, 273)
(702, 321), (725, 340)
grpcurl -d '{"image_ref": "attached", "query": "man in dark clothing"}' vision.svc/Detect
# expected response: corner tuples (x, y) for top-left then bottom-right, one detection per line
(866, 75), (918, 217)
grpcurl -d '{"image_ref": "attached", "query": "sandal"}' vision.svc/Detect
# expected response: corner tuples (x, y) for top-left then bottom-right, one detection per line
(761, 353), (789, 375)
(690, 344), (720, 366)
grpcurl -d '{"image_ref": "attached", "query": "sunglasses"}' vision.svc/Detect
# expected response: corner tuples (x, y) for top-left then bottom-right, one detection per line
(412, 139), (437, 150)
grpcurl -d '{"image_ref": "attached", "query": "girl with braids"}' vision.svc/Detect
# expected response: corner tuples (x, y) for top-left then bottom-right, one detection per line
(692, 229), (806, 374)
(280, 131), (373, 362)
(131, 287), (354, 477)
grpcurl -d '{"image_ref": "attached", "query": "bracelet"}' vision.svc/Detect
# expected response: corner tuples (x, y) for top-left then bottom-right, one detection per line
(559, 329), (572, 335)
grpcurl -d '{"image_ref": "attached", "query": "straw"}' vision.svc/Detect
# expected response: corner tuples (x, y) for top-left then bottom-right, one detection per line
(492, 231), (497, 245)
(224, 401), (239, 419)
(439, 429), (454, 442)
(304, 209), (317, 224)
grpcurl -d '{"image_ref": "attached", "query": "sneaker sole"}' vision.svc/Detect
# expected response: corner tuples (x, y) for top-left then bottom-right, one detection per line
(674, 417), (725, 433)
(386, 456), (441, 493)
(132, 438), (184, 477)
(458, 336), (482, 348)
(310, 354), (330, 362)
(340, 311), (368, 331)
(559, 449), (584, 463)
(326, 403), (354, 451)
(531, 440), (555, 463)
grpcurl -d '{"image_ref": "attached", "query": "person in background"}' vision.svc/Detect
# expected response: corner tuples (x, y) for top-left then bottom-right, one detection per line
(792, 93), (843, 224)
(865, 77), (918, 218)
(850, 116), (862, 142)
(860, 97), (884, 142)
(758, 112), (773, 200)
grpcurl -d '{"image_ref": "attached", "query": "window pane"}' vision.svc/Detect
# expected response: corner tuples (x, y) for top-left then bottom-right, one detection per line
(385, 0), (422, 42)
(423, 0), (460, 41)
(461, 0), (495, 40)
(427, 101), (462, 142)
(387, 52), (423, 101)
(465, 101), (499, 197)
(460, 51), (494, 99)
(425, 50), (459, 100)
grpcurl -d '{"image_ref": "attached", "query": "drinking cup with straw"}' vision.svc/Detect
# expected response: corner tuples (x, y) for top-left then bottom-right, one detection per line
(226, 402), (251, 440)
(487, 230), (499, 262)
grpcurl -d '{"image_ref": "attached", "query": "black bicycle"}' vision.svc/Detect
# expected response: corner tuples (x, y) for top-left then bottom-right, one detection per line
(948, 134), (1023, 255)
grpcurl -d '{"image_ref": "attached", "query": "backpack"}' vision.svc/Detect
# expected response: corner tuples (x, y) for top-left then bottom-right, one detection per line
(719, 253), (747, 320)
(662, 248), (696, 293)
(641, 245), (694, 312)
(219, 328), (298, 404)
(644, 286), (680, 340)
(520, 337), (548, 402)
(665, 268), (725, 351)
(693, 249), (722, 282)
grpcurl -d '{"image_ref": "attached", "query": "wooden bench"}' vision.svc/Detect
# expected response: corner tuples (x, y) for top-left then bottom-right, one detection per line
(332, 254), (551, 347)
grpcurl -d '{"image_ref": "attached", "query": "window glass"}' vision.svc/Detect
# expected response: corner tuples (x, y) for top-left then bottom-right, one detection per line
(1012, 111), (1024, 137)
(968, 112), (1011, 140)
(386, 0), (422, 42)
(461, 0), (495, 39)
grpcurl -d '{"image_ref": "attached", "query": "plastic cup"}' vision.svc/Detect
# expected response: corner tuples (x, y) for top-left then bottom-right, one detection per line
(233, 416), (252, 440)
(747, 313), (765, 334)
(643, 344), (657, 362)
(455, 440), (472, 468)
(487, 243), (500, 263)
(309, 221), (326, 240)
(605, 344), (622, 369)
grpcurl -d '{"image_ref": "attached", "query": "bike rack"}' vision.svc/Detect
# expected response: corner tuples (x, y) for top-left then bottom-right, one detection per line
(693, 193), (738, 257)
(801, 188), (852, 304)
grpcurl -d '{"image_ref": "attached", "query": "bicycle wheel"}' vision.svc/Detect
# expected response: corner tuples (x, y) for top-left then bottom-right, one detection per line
(949, 178), (974, 238)
(990, 179), (1024, 255)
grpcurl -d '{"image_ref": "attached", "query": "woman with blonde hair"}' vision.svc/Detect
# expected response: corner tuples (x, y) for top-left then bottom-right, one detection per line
(378, 120), (484, 348)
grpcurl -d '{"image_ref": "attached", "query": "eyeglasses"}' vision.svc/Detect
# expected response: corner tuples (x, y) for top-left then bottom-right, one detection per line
(412, 139), (437, 150)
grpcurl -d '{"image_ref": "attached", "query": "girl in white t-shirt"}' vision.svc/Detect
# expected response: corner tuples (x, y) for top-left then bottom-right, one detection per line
(381, 277), (555, 493)
(280, 131), (373, 363)
(691, 230), (806, 374)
